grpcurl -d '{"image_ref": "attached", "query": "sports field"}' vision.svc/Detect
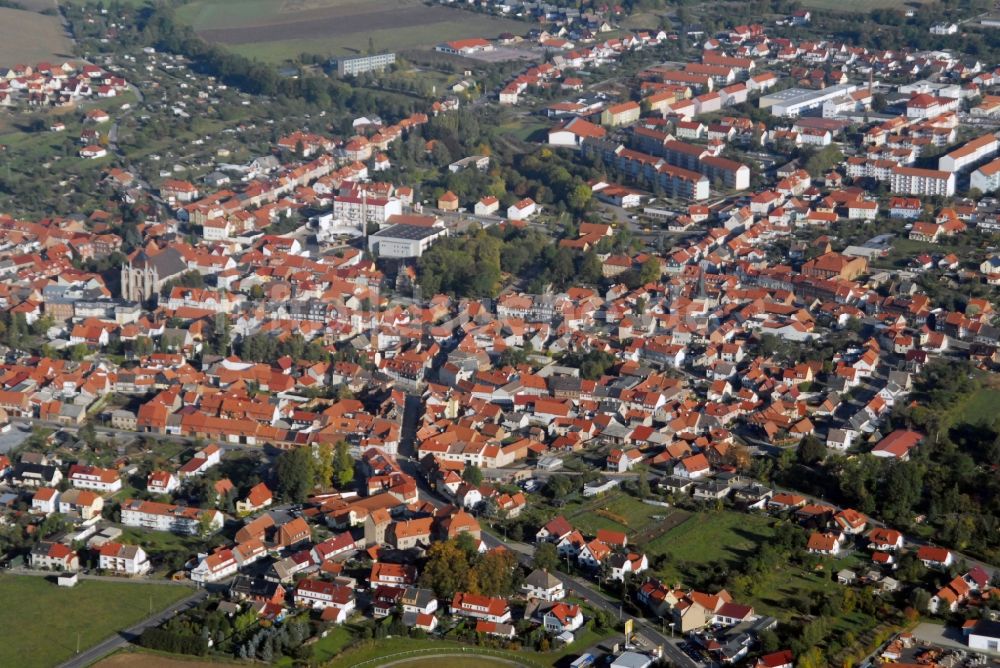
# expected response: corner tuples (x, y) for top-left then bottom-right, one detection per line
(176, 0), (528, 62)
(0, 7), (74, 64)
(0, 574), (192, 668)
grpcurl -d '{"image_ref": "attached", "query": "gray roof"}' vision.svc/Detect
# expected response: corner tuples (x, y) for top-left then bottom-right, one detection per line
(372, 224), (442, 241)
(523, 568), (561, 589)
(131, 247), (188, 279)
(611, 652), (654, 668)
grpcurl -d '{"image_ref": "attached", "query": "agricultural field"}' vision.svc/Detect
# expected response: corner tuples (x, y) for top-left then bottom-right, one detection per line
(0, 575), (192, 668)
(18, 0), (58, 11)
(0, 7), (73, 65)
(176, 0), (529, 63)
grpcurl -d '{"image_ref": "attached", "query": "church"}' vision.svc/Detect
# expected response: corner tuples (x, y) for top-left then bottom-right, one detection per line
(120, 246), (189, 302)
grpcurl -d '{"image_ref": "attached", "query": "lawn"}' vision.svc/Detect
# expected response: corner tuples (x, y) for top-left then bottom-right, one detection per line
(798, 0), (929, 9)
(953, 388), (1000, 425)
(118, 527), (210, 569)
(391, 659), (514, 668)
(645, 510), (776, 566)
(324, 638), (541, 668)
(96, 650), (240, 668)
(176, 0), (529, 62)
(323, 623), (613, 668)
(304, 625), (354, 664)
(564, 492), (675, 537)
(0, 574), (192, 668)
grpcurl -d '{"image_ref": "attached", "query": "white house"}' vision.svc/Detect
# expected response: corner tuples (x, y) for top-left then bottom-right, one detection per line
(521, 569), (566, 601)
(548, 117), (607, 147)
(606, 448), (642, 472)
(67, 464), (122, 494)
(178, 444), (222, 478)
(577, 539), (610, 569)
(31, 487), (59, 515)
(608, 552), (649, 581)
(146, 470), (180, 495)
(450, 592), (511, 623)
(673, 453), (711, 479)
(930, 23), (958, 35)
(543, 602), (585, 633)
(98, 542), (150, 576)
(916, 546), (954, 569)
(190, 548), (239, 584)
(120, 499), (224, 535)
(474, 196), (500, 216)
(294, 579), (356, 622)
(507, 198), (537, 221)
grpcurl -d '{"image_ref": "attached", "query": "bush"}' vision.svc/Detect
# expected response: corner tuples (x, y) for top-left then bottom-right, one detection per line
(138, 628), (208, 656)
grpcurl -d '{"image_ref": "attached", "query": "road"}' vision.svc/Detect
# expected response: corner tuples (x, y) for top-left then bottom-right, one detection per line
(403, 426), (698, 668)
(477, 531), (697, 668)
(56, 589), (208, 668)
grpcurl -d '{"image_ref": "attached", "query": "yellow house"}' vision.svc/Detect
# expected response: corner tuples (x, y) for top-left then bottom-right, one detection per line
(601, 100), (641, 127)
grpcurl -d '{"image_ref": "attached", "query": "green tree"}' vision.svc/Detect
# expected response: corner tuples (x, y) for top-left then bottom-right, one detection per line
(332, 441), (354, 488)
(420, 539), (475, 599)
(797, 436), (827, 465)
(638, 257), (661, 285)
(566, 183), (592, 212)
(533, 542), (559, 572)
(198, 510), (218, 538)
(314, 442), (334, 489)
(578, 251), (604, 284)
(473, 548), (520, 596)
(275, 447), (314, 503)
(462, 464), (483, 487)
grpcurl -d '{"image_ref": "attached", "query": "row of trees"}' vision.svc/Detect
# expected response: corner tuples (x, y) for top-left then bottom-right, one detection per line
(274, 442), (354, 503)
(420, 534), (521, 599)
(237, 332), (329, 364)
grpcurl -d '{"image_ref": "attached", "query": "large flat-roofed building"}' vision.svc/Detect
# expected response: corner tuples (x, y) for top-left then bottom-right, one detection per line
(368, 223), (449, 258)
(760, 84), (857, 117)
(331, 53), (396, 77)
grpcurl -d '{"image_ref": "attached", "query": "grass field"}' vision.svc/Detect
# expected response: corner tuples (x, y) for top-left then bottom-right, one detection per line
(176, 0), (529, 62)
(0, 575), (192, 668)
(953, 387), (1000, 425)
(0, 7), (74, 64)
(799, 0), (928, 9)
(324, 623), (610, 668)
(96, 651), (239, 668)
(645, 510), (776, 566)
(391, 659), (518, 668)
(303, 625), (354, 664)
(563, 492), (675, 536)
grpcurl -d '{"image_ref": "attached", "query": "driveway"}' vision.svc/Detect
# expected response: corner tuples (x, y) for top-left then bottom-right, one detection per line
(910, 622), (973, 652)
